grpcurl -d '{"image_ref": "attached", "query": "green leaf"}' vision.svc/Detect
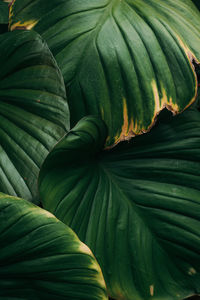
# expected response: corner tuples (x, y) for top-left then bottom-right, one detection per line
(0, 193), (108, 300)
(39, 110), (200, 300)
(9, 0), (200, 147)
(0, 30), (69, 203)
(0, 1), (9, 24)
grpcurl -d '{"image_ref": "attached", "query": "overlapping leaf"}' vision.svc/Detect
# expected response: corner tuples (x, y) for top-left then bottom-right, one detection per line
(0, 30), (69, 203)
(0, 193), (108, 299)
(39, 109), (200, 300)
(9, 0), (200, 147)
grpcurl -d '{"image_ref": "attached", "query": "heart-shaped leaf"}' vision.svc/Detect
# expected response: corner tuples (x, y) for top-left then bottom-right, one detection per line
(0, 30), (69, 203)
(0, 193), (108, 299)
(39, 109), (200, 300)
(9, 0), (200, 147)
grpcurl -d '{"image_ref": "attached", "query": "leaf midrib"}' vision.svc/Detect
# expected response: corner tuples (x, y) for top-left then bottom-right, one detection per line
(97, 164), (190, 299)
(99, 163), (199, 272)
(64, 0), (124, 84)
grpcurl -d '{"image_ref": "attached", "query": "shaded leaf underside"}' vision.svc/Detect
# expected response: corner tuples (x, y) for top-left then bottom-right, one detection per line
(0, 30), (69, 203)
(9, 0), (200, 147)
(39, 109), (200, 300)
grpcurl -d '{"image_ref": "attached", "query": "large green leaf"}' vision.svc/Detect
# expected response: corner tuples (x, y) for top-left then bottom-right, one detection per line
(39, 110), (200, 300)
(9, 0), (200, 147)
(0, 193), (108, 299)
(0, 30), (69, 203)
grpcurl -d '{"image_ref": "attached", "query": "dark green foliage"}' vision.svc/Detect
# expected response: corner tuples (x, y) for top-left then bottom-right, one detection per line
(0, 30), (69, 203)
(39, 108), (200, 300)
(0, 193), (108, 299)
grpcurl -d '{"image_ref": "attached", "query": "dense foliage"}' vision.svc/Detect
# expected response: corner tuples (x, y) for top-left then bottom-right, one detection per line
(0, 0), (200, 299)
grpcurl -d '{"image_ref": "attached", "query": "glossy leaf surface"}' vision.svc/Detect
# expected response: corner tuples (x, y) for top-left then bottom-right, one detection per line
(9, 0), (200, 146)
(39, 110), (200, 300)
(0, 193), (108, 300)
(0, 30), (69, 203)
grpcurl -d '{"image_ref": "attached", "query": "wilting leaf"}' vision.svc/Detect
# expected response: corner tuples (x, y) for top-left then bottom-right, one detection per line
(39, 109), (200, 300)
(0, 30), (69, 203)
(9, 0), (200, 147)
(0, 193), (108, 300)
